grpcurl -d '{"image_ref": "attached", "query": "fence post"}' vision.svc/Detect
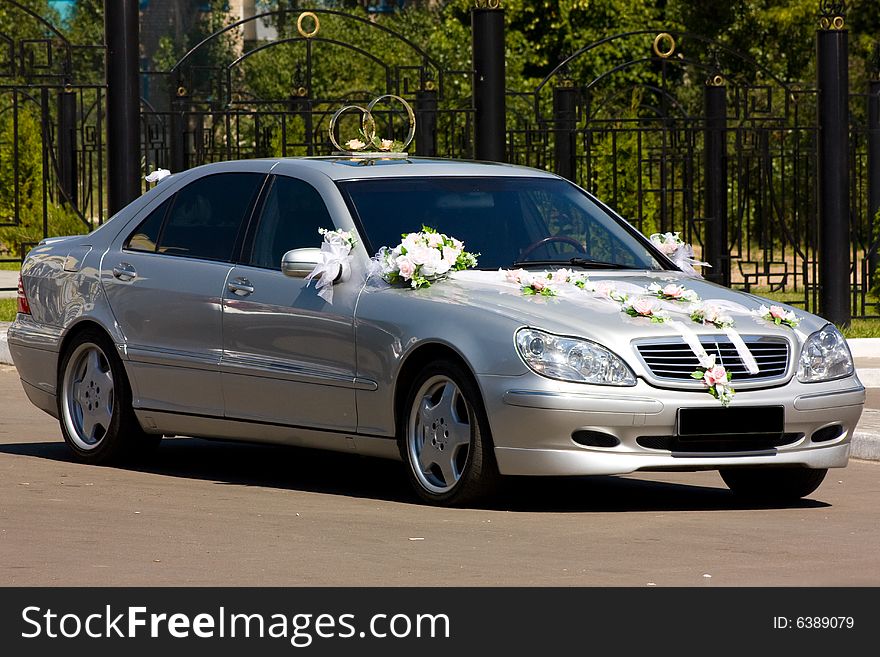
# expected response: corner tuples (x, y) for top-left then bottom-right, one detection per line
(105, 0), (142, 214)
(868, 73), (880, 285)
(416, 84), (438, 157)
(553, 80), (577, 181)
(170, 80), (188, 172)
(703, 74), (729, 286)
(472, 5), (505, 162)
(816, 4), (851, 326)
(56, 85), (78, 208)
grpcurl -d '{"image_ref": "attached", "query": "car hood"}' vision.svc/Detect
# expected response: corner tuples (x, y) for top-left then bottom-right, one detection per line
(411, 269), (826, 344)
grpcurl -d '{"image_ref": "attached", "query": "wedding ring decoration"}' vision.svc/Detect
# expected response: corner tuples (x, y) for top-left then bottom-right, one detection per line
(328, 94), (416, 159)
(652, 32), (676, 58)
(297, 11), (320, 38)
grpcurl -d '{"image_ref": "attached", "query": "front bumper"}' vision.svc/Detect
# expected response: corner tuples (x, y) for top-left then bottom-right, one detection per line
(480, 372), (864, 476)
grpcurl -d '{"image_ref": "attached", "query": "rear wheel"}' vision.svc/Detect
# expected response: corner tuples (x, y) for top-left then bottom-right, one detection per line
(399, 360), (499, 506)
(58, 329), (160, 463)
(720, 467), (828, 502)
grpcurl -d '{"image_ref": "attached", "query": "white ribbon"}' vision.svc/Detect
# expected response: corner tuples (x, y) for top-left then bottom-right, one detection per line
(723, 327), (760, 374)
(667, 319), (713, 368)
(305, 242), (352, 304)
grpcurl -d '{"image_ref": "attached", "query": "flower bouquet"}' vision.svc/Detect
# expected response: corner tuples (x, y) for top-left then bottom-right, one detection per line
(376, 226), (478, 289)
(691, 354), (735, 406)
(753, 304), (800, 329)
(621, 296), (668, 323)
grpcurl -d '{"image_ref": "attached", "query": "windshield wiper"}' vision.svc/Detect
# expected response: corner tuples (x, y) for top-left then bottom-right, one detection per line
(510, 257), (642, 270)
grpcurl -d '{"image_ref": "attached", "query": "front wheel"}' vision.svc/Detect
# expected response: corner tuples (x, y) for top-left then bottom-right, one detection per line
(58, 329), (160, 464)
(720, 467), (828, 502)
(399, 360), (499, 506)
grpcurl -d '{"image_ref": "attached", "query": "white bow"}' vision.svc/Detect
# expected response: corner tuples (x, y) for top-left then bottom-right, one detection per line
(305, 242), (352, 304)
(145, 168), (172, 183)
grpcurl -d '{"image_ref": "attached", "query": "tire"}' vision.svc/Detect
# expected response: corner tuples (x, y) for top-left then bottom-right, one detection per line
(57, 328), (160, 464)
(719, 467), (828, 502)
(399, 359), (499, 506)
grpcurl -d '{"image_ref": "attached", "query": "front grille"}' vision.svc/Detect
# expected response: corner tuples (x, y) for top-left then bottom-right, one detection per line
(637, 433), (803, 453)
(635, 336), (789, 383)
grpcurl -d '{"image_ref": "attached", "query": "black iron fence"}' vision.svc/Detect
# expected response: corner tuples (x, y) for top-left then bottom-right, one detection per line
(0, 1), (877, 326)
(0, 0), (104, 266)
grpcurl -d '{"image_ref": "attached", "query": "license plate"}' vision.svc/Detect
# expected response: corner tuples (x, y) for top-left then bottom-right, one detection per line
(677, 406), (784, 438)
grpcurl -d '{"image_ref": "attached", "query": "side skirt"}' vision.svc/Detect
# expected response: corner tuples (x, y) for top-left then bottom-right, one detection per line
(132, 408), (401, 462)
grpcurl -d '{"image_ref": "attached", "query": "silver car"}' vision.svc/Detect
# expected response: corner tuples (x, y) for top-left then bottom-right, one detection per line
(8, 158), (864, 505)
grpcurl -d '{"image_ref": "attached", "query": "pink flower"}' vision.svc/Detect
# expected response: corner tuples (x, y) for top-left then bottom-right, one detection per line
(703, 365), (727, 387)
(531, 279), (546, 291)
(662, 284), (684, 299)
(551, 269), (571, 284)
(396, 256), (416, 279)
(504, 269), (526, 284)
(631, 297), (657, 316)
(769, 305), (786, 320)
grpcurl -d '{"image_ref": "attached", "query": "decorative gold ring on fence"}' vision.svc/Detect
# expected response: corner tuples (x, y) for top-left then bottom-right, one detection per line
(831, 16), (845, 30)
(176, 86), (187, 97)
(297, 11), (320, 39)
(652, 32), (676, 59)
(708, 74), (725, 87)
(328, 95), (416, 155)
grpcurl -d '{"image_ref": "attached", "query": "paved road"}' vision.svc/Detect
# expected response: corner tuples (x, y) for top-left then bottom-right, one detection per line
(1, 366), (879, 586)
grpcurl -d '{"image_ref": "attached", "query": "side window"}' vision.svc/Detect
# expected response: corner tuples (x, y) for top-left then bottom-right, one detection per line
(158, 173), (265, 261)
(125, 198), (170, 253)
(248, 176), (333, 270)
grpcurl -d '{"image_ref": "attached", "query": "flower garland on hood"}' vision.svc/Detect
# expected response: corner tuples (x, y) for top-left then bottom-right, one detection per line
(495, 267), (800, 405)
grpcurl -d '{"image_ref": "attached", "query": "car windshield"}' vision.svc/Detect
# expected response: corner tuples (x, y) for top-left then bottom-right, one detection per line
(338, 176), (666, 271)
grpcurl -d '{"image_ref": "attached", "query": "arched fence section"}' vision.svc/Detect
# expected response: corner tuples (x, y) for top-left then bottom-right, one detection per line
(139, 9), (474, 175)
(0, 0), (104, 266)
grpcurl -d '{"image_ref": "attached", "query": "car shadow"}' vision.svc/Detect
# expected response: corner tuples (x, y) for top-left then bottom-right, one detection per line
(0, 437), (831, 512)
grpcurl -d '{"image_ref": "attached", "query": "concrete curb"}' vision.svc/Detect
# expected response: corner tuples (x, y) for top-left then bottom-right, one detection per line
(851, 433), (880, 461)
(0, 321), (10, 366)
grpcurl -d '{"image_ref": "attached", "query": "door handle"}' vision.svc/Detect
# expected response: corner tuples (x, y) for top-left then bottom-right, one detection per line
(112, 263), (137, 281)
(228, 277), (255, 296)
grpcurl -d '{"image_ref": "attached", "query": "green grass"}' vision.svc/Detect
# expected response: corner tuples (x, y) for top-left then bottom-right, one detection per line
(0, 298), (16, 322)
(0, 262), (21, 271)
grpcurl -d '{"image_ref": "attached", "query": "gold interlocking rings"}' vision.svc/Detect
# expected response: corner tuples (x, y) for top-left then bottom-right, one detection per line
(652, 32), (676, 59)
(328, 94), (416, 155)
(297, 11), (320, 39)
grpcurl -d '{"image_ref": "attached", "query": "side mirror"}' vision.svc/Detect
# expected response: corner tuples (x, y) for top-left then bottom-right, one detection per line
(280, 248), (352, 283)
(281, 248), (321, 278)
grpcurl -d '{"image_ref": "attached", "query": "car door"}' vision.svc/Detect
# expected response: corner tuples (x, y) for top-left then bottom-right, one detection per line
(102, 171), (267, 416)
(220, 174), (359, 432)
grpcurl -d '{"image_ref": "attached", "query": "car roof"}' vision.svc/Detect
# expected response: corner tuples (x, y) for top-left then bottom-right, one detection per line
(182, 157), (561, 182)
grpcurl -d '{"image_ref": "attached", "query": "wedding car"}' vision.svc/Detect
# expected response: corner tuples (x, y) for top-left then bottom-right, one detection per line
(8, 157), (864, 505)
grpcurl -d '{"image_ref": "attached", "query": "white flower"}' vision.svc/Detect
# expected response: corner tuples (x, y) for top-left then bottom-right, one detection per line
(345, 138), (366, 150)
(407, 245), (435, 266)
(426, 232), (444, 248)
(442, 245), (461, 263)
(418, 248), (443, 277)
(379, 139), (394, 151)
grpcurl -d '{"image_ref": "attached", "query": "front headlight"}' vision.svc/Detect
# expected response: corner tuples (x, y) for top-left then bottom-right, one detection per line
(515, 328), (636, 386)
(797, 324), (854, 383)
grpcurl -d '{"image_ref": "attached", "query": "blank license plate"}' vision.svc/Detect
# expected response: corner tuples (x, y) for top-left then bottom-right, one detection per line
(677, 406), (784, 437)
